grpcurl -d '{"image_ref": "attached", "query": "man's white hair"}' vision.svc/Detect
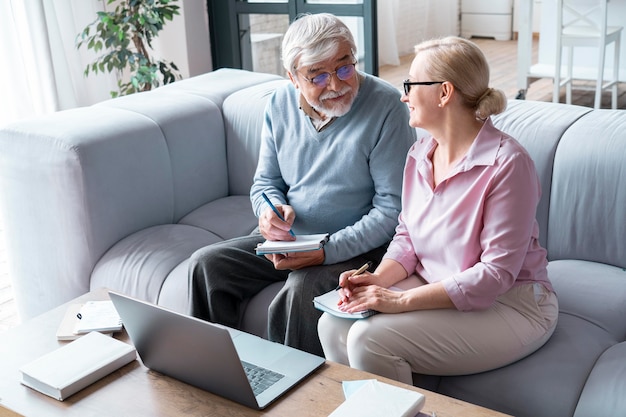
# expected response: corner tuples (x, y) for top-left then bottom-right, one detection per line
(281, 13), (357, 73)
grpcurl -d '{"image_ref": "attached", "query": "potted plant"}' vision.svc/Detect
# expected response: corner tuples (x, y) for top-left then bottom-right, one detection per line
(77, 0), (181, 98)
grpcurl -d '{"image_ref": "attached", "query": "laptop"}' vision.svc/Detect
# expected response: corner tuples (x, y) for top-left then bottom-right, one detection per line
(108, 291), (325, 409)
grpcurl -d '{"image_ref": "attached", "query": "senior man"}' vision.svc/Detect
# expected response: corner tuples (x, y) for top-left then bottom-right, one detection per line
(188, 12), (416, 356)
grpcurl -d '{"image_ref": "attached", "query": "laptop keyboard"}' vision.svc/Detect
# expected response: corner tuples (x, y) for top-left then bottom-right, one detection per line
(242, 361), (285, 396)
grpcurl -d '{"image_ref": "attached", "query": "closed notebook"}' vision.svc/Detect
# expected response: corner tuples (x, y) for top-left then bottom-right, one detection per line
(20, 331), (136, 401)
(329, 379), (425, 417)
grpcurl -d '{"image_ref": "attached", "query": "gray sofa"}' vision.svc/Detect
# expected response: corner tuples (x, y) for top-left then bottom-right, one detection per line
(0, 69), (624, 417)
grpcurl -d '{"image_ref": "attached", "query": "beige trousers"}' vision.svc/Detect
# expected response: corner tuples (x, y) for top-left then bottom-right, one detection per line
(317, 280), (558, 385)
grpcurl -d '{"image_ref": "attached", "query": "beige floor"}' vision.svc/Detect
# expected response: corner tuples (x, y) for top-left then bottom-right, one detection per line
(1, 36), (624, 334)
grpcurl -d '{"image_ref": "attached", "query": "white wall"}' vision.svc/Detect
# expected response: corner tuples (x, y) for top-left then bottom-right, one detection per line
(154, 0), (212, 78)
(536, 0), (626, 81)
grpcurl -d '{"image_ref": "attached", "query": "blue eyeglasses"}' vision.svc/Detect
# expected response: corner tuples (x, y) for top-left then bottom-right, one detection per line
(403, 80), (444, 96)
(298, 63), (357, 88)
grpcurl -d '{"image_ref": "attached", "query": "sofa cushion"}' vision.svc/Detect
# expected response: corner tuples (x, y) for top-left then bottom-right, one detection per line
(222, 79), (290, 195)
(548, 259), (626, 340)
(178, 195), (257, 240)
(436, 313), (615, 417)
(492, 100), (591, 249)
(95, 90), (230, 222)
(573, 342), (626, 417)
(433, 258), (626, 417)
(91, 224), (221, 303)
(547, 110), (626, 267)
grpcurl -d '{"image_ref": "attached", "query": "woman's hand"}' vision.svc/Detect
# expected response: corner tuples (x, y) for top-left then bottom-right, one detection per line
(337, 263), (456, 313)
(338, 283), (408, 314)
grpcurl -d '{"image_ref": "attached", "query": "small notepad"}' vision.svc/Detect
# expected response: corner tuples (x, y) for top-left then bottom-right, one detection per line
(255, 233), (329, 255)
(313, 289), (377, 319)
(73, 300), (123, 334)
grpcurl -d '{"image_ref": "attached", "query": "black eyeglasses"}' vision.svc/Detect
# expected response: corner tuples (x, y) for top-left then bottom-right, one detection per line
(403, 80), (444, 96)
(298, 63), (357, 88)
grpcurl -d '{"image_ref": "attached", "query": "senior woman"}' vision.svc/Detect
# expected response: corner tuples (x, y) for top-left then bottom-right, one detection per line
(317, 36), (558, 384)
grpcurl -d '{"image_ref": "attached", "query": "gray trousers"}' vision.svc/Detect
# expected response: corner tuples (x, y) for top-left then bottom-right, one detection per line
(188, 233), (387, 356)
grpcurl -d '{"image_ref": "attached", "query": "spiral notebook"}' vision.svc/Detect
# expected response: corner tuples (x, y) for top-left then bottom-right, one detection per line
(255, 233), (329, 255)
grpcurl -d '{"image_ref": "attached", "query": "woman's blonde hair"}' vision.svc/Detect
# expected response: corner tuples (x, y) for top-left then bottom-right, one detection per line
(414, 36), (507, 119)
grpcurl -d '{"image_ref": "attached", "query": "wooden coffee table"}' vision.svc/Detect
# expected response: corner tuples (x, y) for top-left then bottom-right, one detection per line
(0, 289), (510, 417)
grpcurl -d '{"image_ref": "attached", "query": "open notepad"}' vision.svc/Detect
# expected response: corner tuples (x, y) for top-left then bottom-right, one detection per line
(255, 233), (329, 255)
(314, 285), (405, 319)
(313, 289), (378, 319)
(56, 300), (123, 340)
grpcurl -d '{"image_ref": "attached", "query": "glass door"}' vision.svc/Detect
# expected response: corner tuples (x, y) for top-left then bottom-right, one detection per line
(206, 0), (378, 77)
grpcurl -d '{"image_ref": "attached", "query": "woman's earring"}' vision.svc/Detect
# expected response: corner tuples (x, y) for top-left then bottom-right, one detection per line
(438, 103), (442, 108)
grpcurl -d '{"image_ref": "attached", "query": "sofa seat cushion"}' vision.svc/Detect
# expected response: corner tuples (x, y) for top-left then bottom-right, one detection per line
(548, 259), (626, 340)
(241, 281), (284, 338)
(435, 312), (615, 417)
(178, 195), (257, 240)
(431, 259), (626, 417)
(91, 224), (222, 304)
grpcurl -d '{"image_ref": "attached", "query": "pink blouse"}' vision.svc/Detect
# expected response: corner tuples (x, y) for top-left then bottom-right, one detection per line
(384, 118), (553, 311)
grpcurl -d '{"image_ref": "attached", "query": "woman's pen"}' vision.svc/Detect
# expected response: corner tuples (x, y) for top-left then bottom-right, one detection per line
(335, 261), (372, 290)
(261, 192), (296, 237)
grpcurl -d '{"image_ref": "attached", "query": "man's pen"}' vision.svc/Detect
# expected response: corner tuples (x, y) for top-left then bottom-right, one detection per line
(261, 192), (296, 237)
(335, 261), (372, 291)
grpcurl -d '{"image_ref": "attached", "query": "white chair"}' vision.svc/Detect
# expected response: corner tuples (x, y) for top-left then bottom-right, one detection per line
(553, 0), (622, 109)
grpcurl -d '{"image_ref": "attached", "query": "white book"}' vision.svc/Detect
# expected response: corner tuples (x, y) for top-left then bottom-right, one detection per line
(329, 379), (425, 417)
(20, 331), (136, 401)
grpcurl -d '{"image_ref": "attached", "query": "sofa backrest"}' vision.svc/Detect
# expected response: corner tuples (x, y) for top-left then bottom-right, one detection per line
(547, 110), (626, 269)
(222, 79), (291, 196)
(96, 90), (230, 223)
(492, 100), (591, 250)
(494, 100), (625, 270)
(159, 68), (284, 107)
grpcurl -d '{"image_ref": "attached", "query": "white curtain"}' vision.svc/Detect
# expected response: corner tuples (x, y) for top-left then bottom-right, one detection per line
(377, 0), (460, 67)
(0, 0), (116, 127)
(377, 0), (400, 66)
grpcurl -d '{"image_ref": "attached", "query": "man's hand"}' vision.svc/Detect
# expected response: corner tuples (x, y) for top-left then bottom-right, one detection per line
(259, 204), (296, 241)
(265, 248), (325, 270)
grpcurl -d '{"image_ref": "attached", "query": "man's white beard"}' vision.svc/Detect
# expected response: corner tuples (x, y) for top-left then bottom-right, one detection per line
(313, 84), (359, 118)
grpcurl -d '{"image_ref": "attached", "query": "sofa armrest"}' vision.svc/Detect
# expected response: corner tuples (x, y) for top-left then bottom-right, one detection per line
(0, 106), (177, 319)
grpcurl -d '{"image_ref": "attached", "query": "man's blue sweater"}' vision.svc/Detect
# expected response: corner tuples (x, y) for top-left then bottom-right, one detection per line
(251, 73), (416, 264)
